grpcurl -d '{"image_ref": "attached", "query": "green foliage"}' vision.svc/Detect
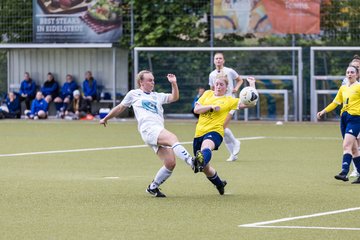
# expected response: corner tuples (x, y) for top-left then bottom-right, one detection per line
(0, 0), (32, 43)
(125, 0), (209, 47)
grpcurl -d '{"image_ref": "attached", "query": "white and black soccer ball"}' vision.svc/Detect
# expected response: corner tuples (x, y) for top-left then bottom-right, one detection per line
(239, 86), (259, 106)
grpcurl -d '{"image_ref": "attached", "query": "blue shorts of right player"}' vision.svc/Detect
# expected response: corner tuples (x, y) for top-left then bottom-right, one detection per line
(193, 131), (223, 156)
(340, 111), (360, 139)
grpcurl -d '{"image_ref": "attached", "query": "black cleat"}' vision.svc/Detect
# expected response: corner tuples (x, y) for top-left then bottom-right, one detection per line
(216, 180), (227, 195)
(191, 157), (199, 173)
(334, 173), (349, 182)
(146, 185), (166, 197)
(351, 177), (360, 184)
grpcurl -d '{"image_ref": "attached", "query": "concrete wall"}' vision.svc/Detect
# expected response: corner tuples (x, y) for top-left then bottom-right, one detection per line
(8, 47), (128, 99)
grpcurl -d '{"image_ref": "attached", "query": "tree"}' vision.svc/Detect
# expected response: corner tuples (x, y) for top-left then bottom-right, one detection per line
(0, 0), (32, 43)
(120, 0), (209, 47)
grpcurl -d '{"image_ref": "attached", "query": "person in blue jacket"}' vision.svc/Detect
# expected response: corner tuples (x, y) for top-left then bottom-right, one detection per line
(54, 74), (78, 118)
(41, 72), (59, 104)
(82, 70), (97, 113)
(19, 72), (36, 110)
(25, 91), (48, 120)
(0, 92), (21, 119)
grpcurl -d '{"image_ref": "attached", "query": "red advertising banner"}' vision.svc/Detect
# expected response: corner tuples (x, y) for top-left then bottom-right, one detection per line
(261, 0), (320, 34)
(214, 0), (320, 37)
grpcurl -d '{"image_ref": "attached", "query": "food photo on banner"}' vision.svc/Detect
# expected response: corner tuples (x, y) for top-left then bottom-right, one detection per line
(214, 0), (320, 38)
(33, 0), (123, 43)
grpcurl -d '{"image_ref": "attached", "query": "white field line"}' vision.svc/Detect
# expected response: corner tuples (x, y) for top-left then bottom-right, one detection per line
(239, 207), (360, 231)
(0, 136), (336, 158)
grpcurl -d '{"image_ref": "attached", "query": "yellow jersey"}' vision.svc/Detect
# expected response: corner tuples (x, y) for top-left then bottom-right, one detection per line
(195, 90), (239, 137)
(325, 82), (360, 116)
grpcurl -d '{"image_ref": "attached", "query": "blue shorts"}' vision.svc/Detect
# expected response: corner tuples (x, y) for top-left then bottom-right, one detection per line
(340, 111), (360, 139)
(193, 131), (223, 155)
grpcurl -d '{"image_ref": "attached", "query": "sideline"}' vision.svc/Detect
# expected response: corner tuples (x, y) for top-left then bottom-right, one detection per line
(239, 207), (360, 231)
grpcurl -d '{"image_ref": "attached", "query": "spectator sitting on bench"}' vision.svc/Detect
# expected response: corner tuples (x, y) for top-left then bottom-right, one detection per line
(0, 92), (21, 119)
(54, 74), (78, 118)
(64, 90), (87, 120)
(25, 91), (48, 120)
(83, 70), (97, 113)
(41, 72), (59, 104)
(19, 72), (36, 111)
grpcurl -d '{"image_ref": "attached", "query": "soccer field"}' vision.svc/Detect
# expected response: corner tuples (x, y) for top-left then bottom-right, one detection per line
(1, 120), (360, 240)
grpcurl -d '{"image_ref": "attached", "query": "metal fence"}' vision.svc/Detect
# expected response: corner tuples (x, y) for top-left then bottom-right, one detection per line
(1, 1), (360, 46)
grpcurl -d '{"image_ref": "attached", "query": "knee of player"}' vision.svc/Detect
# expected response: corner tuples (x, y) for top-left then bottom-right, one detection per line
(164, 158), (176, 170)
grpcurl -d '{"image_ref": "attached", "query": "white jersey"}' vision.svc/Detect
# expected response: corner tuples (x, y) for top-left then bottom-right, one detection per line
(121, 89), (171, 132)
(209, 67), (240, 96)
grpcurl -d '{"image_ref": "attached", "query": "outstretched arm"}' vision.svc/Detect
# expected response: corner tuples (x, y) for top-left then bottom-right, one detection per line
(99, 103), (127, 127)
(194, 103), (220, 114)
(317, 102), (338, 120)
(233, 76), (244, 93)
(167, 74), (179, 103)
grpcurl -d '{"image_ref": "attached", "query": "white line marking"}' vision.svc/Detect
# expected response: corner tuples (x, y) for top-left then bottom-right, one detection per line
(244, 225), (360, 231)
(0, 145), (148, 158)
(0, 135), (337, 158)
(239, 207), (360, 231)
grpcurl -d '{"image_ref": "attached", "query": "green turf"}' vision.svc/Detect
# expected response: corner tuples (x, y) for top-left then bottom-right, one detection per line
(1, 120), (360, 240)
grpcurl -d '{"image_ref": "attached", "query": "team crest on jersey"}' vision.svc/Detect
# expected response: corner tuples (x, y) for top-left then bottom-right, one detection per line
(142, 100), (158, 113)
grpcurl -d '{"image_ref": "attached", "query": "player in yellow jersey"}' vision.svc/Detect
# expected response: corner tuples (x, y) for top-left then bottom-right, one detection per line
(192, 75), (256, 195)
(317, 65), (360, 184)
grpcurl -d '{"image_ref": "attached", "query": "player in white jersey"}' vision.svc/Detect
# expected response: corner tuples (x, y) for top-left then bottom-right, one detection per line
(209, 52), (244, 161)
(341, 55), (360, 177)
(100, 70), (194, 198)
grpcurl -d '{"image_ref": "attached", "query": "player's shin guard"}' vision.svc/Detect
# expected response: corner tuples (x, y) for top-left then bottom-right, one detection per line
(224, 128), (235, 153)
(352, 156), (360, 172)
(172, 142), (193, 165)
(151, 166), (172, 189)
(201, 148), (212, 166)
(207, 172), (223, 186)
(341, 153), (352, 174)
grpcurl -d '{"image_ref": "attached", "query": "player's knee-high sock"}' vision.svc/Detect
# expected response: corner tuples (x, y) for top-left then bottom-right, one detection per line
(341, 153), (352, 174)
(224, 128), (234, 154)
(150, 166), (172, 189)
(202, 148), (212, 166)
(172, 142), (193, 165)
(207, 172), (223, 187)
(352, 156), (360, 172)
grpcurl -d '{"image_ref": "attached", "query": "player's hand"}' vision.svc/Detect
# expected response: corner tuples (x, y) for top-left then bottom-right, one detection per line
(316, 111), (324, 120)
(167, 74), (177, 83)
(246, 76), (256, 84)
(212, 105), (220, 112)
(99, 118), (107, 127)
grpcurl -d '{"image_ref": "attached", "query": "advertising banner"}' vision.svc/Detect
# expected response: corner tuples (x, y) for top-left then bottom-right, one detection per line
(33, 0), (122, 43)
(214, 0), (320, 37)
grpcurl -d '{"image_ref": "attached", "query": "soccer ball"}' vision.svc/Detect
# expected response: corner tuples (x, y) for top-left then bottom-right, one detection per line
(239, 87), (259, 106)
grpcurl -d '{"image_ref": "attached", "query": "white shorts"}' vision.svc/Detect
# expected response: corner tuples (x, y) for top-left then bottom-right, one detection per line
(140, 125), (164, 153)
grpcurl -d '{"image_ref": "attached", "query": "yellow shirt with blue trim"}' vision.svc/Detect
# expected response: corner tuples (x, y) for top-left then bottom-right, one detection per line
(195, 90), (239, 137)
(325, 82), (360, 116)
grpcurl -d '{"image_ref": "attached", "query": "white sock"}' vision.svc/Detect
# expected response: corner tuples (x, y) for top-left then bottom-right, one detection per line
(224, 128), (235, 155)
(150, 166), (172, 189)
(172, 142), (193, 165)
(352, 162), (358, 172)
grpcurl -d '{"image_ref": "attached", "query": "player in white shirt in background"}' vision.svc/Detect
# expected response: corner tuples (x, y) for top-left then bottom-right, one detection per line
(209, 52), (244, 161)
(100, 70), (194, 198)
(341, 55), (360, 177)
